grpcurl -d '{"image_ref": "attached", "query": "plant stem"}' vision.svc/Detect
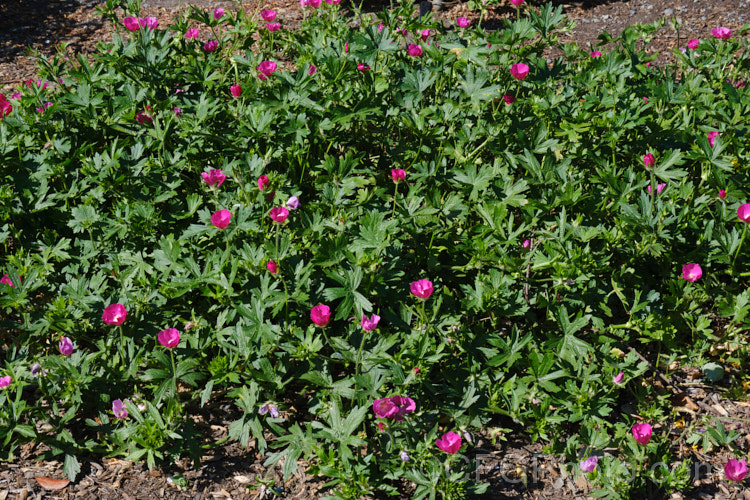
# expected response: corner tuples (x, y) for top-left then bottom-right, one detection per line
(733, 223), (748, 269)
(392, 182), (398, 218)
(170, 348), (177, 396)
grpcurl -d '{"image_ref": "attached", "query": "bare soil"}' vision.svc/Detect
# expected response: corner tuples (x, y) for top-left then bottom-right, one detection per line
(2, 0), (750, 498)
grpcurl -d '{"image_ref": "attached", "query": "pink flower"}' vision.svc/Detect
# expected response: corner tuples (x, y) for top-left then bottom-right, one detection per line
(681, 263), (702, 282)
(213, 8), (225, 19)
(261, 9), (277, 21)
(184, 28), (199, 39)
(510, 63), (529, 80)
(377, 23), (385, 33)
(391, 169), (406, 182)
(718, 189), (727, 199)
(580, 456), (598, 473)
(632, 423), (652, 445)
(725, 459), (748, 482)
(410, 279), (433, 299)
(456, 17), (470, 28)
(738, 204), (750, 223)
(510, 0), (523, 5)
(400, 451), (410, 461)
(420, 29), (430, 41)
(643, 97), (649, 103)
(135, 106), (152, 124)
(357, 63), (370, 72)
(408, 44), (423, 57)
(202, 169), (227, 187)
(613, 371), (625, 385)
(308, 64), (317, 75)
(711, 27), (732, 40)
(257, 61), (277, 77)
(0, 94), (12, 119)
(112, 399), (128, 419)
(102, 304), (128, 326)
(325, 0), (341, 5)
(646, 183), (666, 195)
(0, 376), (11, 389)
(286, 196), (301, 210)
(503, 94), (515, 105)
(522, 239), (530, 249)
(373, 398), (398, 418)
(211, 209), (232, 229)
(267, 23), (281, 31)
(258, 175), (270, 190)
(230, 84), (242, 98)
(362, 314), (380, 331)
(140, 17), (158, 29)
(310, 304), (331, 326)
(643, 153), (655, 168)
(590, 50), (602, 58)
(344, 42), (349, 53)
(269, 206), (289, 223)
(58, 337), (74, 356)
(173, 107), (182, 115)
(203, 40), (219, 52)
(36, 102), (53, 113)
(688, 38), (700, 49)
(708, 131), (719, 147)
(436, 432), (462, 454)
(1, 273), (18, 287)
(157, 328), (180, 348)
(267, 260), (278, 274)
(389, 396), (415, 420)
(123, 17), (140, 31)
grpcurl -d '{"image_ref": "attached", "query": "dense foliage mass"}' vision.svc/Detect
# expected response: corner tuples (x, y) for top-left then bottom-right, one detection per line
(1, 0), (749, 497)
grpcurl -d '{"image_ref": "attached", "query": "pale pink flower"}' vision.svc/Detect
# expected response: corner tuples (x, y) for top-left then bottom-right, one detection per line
(286, 196), (301, 210)
(267, 23), (281, 31)
(725, 459), (748, 482)
(203, 40), (219, 52)
(0, 376), (11, 389)
(738, 204), (750, 223)
(647, 183), (666, 195)
(269, 206), (289, 223)
(140, 17), (158, 29)
(310, 304), (331, 326)
(580, 456), (598, 473)
(102, 304), (127, 325)
(681, 263), (702, 282)
(112, 399), (128, 419)
(211, 209), (232, 229)
(261, 10), (277, 21)
(408, 44), (423, 57)
(391, 169), (406, 182)
(613, 371), (625, 385)
(361, 314), (380, 331)
(58, 337), (74, 356)
(157, 328), (180, 348)
(632, 423), (652, 445)
(377, 23), (385, 33)
(410, 279), (433, 299)
(456, 17), (470, 28)
(258, 175), (270, 190)
(436, 432), (462, 454)
(230, 84), (242, 97)
(643, 153), (655, 168)
(202, 169), (226, 187)
(267, 260), (278, 274)
(510, 63), (529, 80)
(688, 39), (700, 49)
(184, 28), (199, 39)
(712, 27), (732, 40)
(213, 8), (225, 19)
(708, 131), (719, 147)
(522, 239), (530, 249)
(400, 451), (410, 461)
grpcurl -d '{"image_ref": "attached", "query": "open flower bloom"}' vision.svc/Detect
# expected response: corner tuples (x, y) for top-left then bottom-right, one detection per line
(510, 63), (529, 80)
(203, 40), (219, 52)
(261, 9), (277, 21)
(708, 131), (719, 147)
(510, 0), (523, 5)
(687, 38), (700, 49)
(361, 314), (380, 331)
(158, 328), (180, 348)
(580, 456), (598, 473)
(211, 209), (232, 229)
(456, 17), (470, 28)
(269, 206), (289, 223)
(373, 395), (415, 420)
(737, 204), (750, 223)
(1, 273), (19, 287)
(310, 304), (331, 326)
(58, 337), (74, 356)
(391, 169), (405, 182)
(436, 432), (462, 454)
(257, 61), (277, 77)
(213, 8), (225, 19)
(711, 26), (732, 40)
(590, 51), (602, 58)
(410, 279), (433, 299)
(259, 403), (280, 418)
(184, 28), (199, 39)
(102, 304), (127, 325)
(725, 459), (748, 482)
(123, 17), (140, 31)
(632, 422), (652, 445)
(647, 183), (666, 195)
(112, 399), (129, 419)
(407, 44), (423, 57)
(267, 23), (281, 31)
(286, 196), (301, 210)
(0, 376), (11, 389)
(0, 94), (12, 118)
(201, 169), (226, 187)
(681, 263), (702, 282)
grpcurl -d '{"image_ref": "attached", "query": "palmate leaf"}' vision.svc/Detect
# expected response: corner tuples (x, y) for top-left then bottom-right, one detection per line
(458, 66), (500, 104)
(551, 306), (592, 365)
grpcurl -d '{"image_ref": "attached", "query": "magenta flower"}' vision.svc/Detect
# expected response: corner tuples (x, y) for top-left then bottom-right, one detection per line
(688, 38), (700, 49)
(408, 44), (423, 57)
(391, 169), (406, 182)
(708, 131), (719, 147)
(503, 94), (516, 105)
(267, 260), (278, 274)
(456, 17), (470, 28)
(420, 29), (430, 41)
(647, 183), (666, 195)
(230, 84), (242, 98)
(344, 42), (349, 53)
(522, 239), (531, 249)
(643, 153), (655, 168)
(123, 16), (140, 32)
(211, 209), (232, 229)
(0, 94), (12, 119)
(135, 108), (152, 124)
(373, 398), (399, 418)
(681, 263), (702, 282)
(632, 422), (652, 445)
(357, 63), (370, 72)
(102, 304), (128, 326)
(378, 23), (385, 33)
(286, 196), (301, 210)
(267, 23), (281, 31)
(269, 206), (289, 223)
(613, 371), (625, 385)
(257, 61), (277, 77)
(436, 432), (462, 454)
(718, 189), (727, 199)
(725, 459), (748, 482)
(738, 204), (750, 223)
(201, 169), (226, 187)
(361, 314), (380, 331)
(310, 304), (331, 326)
(712, 27), (732, 40)
(140, 17), (158, 29)
(173, 107), (181, 115)
(259, 403), (280, 418)
(510, 0), (523, 5)
(184, 28), (199, 39)
(590, 50), (602, 58)
(1, 273), (18, 287)
(258, 175), (270, 191)
(0, 376), (11, 389)
(308, 64), (317, 75)
(203, 40), (219, 52)
(510, 63), (529, 80)
(410, 279), (433, 299)
(389, 396), (416, 420)
(112, 399), (129, 419)
(580, 456), (598, 473)
(58, 337), (74, 356)
(36, 102), (53, 113)
(261, 9), (277, 21)
(158, 328), (180, 348)
(213, 7), (225, 19)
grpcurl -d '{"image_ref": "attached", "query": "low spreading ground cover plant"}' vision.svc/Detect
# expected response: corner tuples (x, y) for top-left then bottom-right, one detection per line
(1, 0), (749, 497)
